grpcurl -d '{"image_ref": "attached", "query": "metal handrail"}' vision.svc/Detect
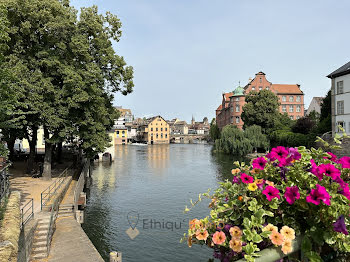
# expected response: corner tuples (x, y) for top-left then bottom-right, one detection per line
(40, 166), (72, 210)
(0, 163), (11, 204)
(21, 198), (34, 228)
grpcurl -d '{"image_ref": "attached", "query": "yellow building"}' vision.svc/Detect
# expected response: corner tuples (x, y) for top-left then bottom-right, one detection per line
(146, 116), (170, 144)
(114, 127), (128, 145)
(21, 127), (45, 153)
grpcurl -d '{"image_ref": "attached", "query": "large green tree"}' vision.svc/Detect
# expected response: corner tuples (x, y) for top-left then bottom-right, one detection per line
(241, 90), (280, 133)
(209, 118), (220, 141)
(1, 0), (133, 178)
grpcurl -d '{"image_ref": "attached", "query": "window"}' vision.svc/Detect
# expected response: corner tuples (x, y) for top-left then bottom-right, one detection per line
(165, 134), (168, 138)
(259, 86), (263, 91)
(290, 116), (294, 120)
(266, 86), (269, 90)
(122, 131), (125, 134)
(337, 101), (344, 114)
(151, 128), (153, 131)
(296, 105), (301, 112)
(296, 96), (301, 102)
(156, 134), (158, 138)
(161, 128), (163, 131)
(161, 133), (163, 138)
(235, 116), (240, 124)
(116, 131), (119, 134)
(230, 116), (234, 124)
(230, 107), (233, 113)
(337, 121), (345, 132)
(282, 96), (286, 102)
(289, 96), (294, 102)
(165, 128), (167, 131)
(259, 78), (262, 83)
(296, 116), (300, 120)
(282, 105), (287, 112)
(289, 105), (294, 112)
(252, 86), (256, 91)
(156, 128), (158, 131)
(235, 97), (239, 101)
(236, 105), (240, 112)
(337, 81), (344, 94)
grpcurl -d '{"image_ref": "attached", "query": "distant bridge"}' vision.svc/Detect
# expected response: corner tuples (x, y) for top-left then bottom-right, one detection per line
(170, 134), (208, 144)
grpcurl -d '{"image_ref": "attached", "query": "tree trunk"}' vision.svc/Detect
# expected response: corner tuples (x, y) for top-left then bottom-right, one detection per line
(26, 126), (38, 174)
(42, 127), (52, 180)
(56, 142), (62, 163)
(7, 138), (15, 161)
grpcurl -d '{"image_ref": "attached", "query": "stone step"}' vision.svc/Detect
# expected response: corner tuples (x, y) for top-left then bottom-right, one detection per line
(35, 231), (48, 237)
(30, 252), (47, 260)
(32, 240), (47, 248)
(38, 218), (50, 224)
(31, 246), (47, 255)
(37, 224), (49, 230)
(34, 234), (47, 242)
(58, 213), (74, 218)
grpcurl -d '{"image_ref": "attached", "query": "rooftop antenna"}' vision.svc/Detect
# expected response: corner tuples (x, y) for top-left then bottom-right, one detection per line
(238, 81), (240, 86)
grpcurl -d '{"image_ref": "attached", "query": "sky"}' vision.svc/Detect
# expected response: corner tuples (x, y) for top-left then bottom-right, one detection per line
(71, 0), (350, 123)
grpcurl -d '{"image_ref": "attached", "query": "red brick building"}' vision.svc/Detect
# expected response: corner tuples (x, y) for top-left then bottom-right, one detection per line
(216, 72), (305, 129)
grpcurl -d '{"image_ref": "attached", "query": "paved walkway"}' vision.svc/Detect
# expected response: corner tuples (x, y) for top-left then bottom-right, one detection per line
(47, 217), (104, 262)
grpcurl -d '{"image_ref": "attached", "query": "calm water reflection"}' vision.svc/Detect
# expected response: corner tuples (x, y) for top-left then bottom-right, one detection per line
(82, 144), (240, 262)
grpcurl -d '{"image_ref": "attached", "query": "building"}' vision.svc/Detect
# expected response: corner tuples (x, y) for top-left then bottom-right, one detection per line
(189, 116), (210, 135)
(140, 116), (170, 144)
(115, 107), (134, 123)
(327, 61), (350, 136)
(306, 97), (324, 115)
(114, 126), (127, 145)
(216, 72), (305, 129)
(169, 120), (189, 135)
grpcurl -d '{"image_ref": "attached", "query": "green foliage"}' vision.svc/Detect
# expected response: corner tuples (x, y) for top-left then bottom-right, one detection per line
(314, 90), (331, 135)
(209, 118), (220, 141)
(270, 129), (315, 148)
(215, 125), (269, 156)
(292, 116), (316, 134)
(0, 142), (9, 157)
(241, 90), (280, 133)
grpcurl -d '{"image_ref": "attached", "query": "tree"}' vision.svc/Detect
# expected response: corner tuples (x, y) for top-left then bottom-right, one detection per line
(292, 116), (316, 134)
(209, 118), (220, 141)
(1, 1), (134, 178)
(316, 90), (331, 135)
(244, 125), (269, 152)
(241, 90), (280, 133)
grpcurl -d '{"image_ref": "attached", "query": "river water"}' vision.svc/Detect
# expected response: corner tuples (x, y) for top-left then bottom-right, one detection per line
(82, 144), (240, 262)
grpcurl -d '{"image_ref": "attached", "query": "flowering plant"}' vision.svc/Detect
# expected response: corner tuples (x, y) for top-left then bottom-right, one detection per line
(183, 145), (350, 262)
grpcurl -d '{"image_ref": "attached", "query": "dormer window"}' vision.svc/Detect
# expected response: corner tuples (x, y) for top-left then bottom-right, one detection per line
(252, 86), (256, 91)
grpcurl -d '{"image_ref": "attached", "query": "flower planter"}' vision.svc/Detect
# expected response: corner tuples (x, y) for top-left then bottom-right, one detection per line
(235, 237), (301, 262)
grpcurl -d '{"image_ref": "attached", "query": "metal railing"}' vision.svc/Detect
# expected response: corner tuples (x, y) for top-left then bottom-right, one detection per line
(0, 163), (11, 205)
(45, 174), (72, 256)
(21, 198), (34, 228)
(41, 166), (71, 210)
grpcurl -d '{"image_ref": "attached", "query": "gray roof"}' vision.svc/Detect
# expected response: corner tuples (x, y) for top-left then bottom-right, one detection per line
(327, 61), (350, 78)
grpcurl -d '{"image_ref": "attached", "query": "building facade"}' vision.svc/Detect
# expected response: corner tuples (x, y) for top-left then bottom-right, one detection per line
(216, 72), (305, 129)
(306, 97), (324, 115)
(327, 61), (350, 136)
(146, 116), (170, 144)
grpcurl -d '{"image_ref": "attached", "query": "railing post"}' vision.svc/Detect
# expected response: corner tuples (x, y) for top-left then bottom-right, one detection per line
(41, 192), (43, 210)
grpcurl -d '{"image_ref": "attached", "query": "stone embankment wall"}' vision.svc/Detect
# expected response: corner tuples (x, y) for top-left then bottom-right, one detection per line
(17, 219), (38, 262)
(317, 137), (350, 158)
(0, 191), (21, 262)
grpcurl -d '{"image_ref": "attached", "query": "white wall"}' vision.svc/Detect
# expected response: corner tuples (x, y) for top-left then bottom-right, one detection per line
(306, 98), (321, 115)
(334, 74), (350, 135)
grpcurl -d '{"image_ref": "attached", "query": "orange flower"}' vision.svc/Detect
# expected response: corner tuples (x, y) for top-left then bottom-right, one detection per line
(269, 231), (285, 246)
(231, 168), (241, 175)
(196, 230), (209, 241)
(189, 219), (202, 230)
(229, 239), (242, 253)
(238, 196), (243, 201)
(262, 224), (278, 233)
(251, 168), (260, 174)
(266, 180), (275, 187)
(255, 179), (264, 185)
(229, 226), (242, 239)
(212, 231), (226, 245)
(280, 226), (295, 241)
(281, 240), (293, 254)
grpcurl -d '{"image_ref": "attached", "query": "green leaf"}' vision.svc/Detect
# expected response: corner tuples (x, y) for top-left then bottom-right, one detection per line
(252, 233), (263, 243)
(305, 251), (322, 262)
(301, 235), (312, 253)
(261, 231), (271, 238)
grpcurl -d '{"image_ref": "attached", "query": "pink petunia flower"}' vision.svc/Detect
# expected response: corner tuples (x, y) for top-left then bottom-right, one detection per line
(309, 160), (323, 180)
(252, 157), (267, 170)
(324, 152), (338, 162)
(306, 184), (331, 206)
(284, 186), (300, 204)
(270, 146), (289, 160)
(262, 186), (280, 201)
(278, 157), (293, 167)
(338, 156), (350, 169)
(289, 147), (301, 161)
(318, 163), (341, 180)
(240, 173), (254, 184)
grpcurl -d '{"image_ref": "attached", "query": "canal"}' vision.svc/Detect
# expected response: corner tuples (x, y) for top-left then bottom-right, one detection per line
(82, 144), (240, 262)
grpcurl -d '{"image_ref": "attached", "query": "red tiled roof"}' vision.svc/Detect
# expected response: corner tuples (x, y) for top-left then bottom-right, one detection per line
(272, 84), (303, 94)
(216, 105), (223, 111)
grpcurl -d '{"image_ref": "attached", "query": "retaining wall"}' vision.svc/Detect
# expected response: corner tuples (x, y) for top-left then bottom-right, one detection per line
(17, 219), (38, 262)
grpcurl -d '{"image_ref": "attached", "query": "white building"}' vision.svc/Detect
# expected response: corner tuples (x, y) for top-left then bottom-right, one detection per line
(327, 61), (350, 136)
(306, 97), (324, 116)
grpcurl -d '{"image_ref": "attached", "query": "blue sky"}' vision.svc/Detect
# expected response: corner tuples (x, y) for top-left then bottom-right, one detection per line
(71, 0), (350, 122)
